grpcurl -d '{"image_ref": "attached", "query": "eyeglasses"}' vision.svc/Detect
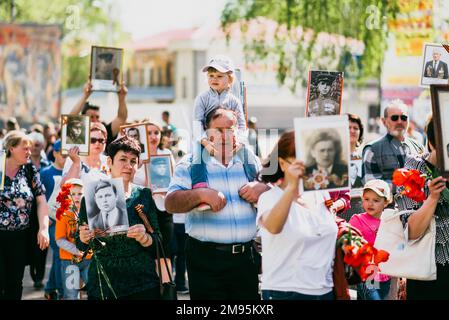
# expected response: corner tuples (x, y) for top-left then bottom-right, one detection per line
(390, 115), (408, 122)
(90, 138), (105, 144)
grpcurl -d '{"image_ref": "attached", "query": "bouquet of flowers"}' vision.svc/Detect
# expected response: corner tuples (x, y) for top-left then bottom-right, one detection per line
(393, 167), (449, 203)
(336, 219), (389, 282)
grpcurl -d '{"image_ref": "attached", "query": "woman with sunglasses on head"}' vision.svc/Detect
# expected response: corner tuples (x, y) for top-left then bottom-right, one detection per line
(61, 122), (109, 186)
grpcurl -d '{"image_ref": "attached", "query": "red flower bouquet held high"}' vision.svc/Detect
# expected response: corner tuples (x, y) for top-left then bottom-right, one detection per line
(393, 167), (449, 203)
(392, 169), (426, 202)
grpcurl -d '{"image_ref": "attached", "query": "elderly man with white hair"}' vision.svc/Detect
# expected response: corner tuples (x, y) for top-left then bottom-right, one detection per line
(424, 47), (448, 79)
(362, 99), (425, 193)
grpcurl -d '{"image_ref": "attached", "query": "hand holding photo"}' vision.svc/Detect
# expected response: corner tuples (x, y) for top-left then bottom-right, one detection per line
(294, 115), (350, 193)
(60, 115), (90, 156)
(90, 46), (124, 92)
(306, 70), (344, 117)
(85, 178), (129, 236)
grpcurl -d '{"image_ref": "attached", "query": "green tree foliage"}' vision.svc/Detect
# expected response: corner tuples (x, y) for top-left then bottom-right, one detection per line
(221, 0), (399, 91)
(0, 0), (130, 89)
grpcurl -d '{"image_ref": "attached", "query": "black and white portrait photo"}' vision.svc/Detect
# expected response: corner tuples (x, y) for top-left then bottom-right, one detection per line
(294, 115), (350, 193)
(61, 114), (90, 156)
(146, 155), (173, 194)
(421, 44), (449, 86)
(90, 46), (123, 92)
(306, 70), (343, 117)
(349, 156), (364, 196)
(0, 150), (5, 191)
(120, 123), (149, 162)
(85, 178), (129, 235)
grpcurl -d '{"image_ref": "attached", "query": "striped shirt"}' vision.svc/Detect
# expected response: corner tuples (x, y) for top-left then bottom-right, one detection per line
(167, 152), (261, 244)
(396, 154), (449, 266)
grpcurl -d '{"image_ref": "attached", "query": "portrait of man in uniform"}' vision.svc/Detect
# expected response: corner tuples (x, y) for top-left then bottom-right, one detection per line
(306, 71), (343, 117)
(421, 44), (449, 86)
(146, 155), (173, 194)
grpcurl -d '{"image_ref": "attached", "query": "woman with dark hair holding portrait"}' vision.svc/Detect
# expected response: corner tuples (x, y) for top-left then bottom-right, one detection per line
(395, 115), (449, 300)
(76, 136), (166, 300)
(257, 131), (338, 300)
(0, 131), (49, 299)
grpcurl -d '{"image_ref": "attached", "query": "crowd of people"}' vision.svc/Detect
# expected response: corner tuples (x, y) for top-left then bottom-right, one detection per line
(0, 54), (448, 301)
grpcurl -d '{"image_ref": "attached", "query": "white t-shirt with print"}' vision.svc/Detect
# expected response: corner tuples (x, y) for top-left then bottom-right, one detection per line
(257, 186), (338, 296)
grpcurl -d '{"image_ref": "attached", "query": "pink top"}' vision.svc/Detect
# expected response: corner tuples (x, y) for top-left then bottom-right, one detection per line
(349, 212), (390, 283)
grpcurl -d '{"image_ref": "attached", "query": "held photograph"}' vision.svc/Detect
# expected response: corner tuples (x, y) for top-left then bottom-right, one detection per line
(60, 115), (91, 156)
(430, 85), (449, 178)
(146, 154), (173, 194)
(294, 115), (350, 193)
(84, 178), (129, 236)
(421, 43), (449, 86)
(305, 70), (344, 117)
(0, 150), (5, 191)
(120, 123), (150, 163)
(90, 46), (124, 92)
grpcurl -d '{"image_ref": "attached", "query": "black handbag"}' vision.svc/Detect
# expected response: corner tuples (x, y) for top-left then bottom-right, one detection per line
(135, 204), (177, 300)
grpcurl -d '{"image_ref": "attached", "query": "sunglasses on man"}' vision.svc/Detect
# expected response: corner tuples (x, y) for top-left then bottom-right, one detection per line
(91, 138), (106, 144)
(390, 115), (408, 122)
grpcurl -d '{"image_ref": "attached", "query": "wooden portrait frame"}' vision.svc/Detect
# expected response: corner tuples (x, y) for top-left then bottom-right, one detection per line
(60, 114), (91, 156)
(145, 154), (174, 195)
(0, 150), (6, 191)
(305, 70), (344, 118)
(90, 45), (124, 92)
(430, 85), (449, 178)
(119, 123), (151, 163)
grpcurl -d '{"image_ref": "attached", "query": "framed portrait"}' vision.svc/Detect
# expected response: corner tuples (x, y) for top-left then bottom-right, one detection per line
(430, 85), (449, 178)
(90, 46), (124, 92)
(60, 115), (91, 156)
(145, 154), (173, 194)
(84, 178), (129, 236)
(420, 43), (449, 86)
(305, 70), (344, 117)
(0, 150), (5, 191)
(294, 115), (350, 193)
(120, 123), (150, 163)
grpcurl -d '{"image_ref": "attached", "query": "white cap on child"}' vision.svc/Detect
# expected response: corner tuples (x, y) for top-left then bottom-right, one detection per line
(202, 55), (235, 73)
(363, 179), (392, 203)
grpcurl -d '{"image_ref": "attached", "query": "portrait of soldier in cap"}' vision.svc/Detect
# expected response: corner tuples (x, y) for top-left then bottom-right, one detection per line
(147, 155), (172, 193)
(66, 116), (86, 145)
(95, 52), (115, 80)
(306, 71), (343, 117)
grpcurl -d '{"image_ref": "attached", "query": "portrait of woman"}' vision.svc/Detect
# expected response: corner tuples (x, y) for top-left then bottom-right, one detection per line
(303, 128), (349, 191)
